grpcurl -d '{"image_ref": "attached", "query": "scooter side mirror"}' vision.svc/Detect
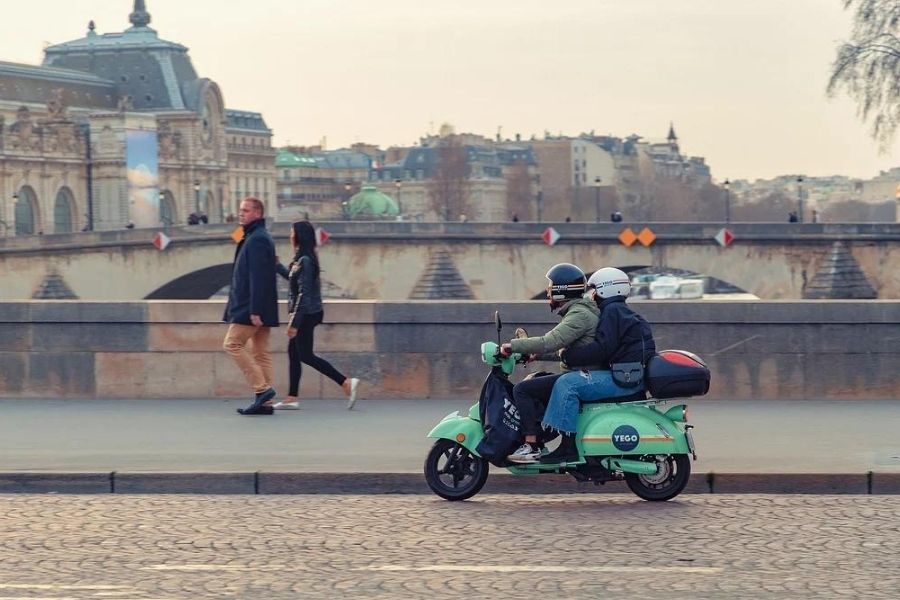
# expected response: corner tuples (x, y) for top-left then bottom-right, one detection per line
(494, 311), (502, 333)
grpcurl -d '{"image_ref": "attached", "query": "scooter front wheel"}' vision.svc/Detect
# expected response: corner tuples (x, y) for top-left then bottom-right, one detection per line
(625, 454), (691, 501)
(424, 439), (489, 501)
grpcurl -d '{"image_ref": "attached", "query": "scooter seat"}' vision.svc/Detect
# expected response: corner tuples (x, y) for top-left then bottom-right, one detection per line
(581, 391), (648, 404)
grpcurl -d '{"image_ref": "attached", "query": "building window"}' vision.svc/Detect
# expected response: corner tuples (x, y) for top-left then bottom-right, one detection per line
(14, 188), (38, 235)
(53, 189), (74, 233)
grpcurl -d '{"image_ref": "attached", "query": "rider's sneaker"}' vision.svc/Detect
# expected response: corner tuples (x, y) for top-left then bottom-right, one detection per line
(507, 443), (541, 463)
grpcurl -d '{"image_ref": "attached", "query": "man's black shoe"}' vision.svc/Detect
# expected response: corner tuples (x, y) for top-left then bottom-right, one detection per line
(237, 405), (274, 416)
(255, 387), (277, 404)
(237, 387), (277, 415)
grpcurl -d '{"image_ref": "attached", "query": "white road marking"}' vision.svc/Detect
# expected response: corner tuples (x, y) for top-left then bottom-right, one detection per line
(355, 565), (723, 574)
(143, 564), (290, 572)
(0, 597), (80, 600)
(0, 585), (131, 591)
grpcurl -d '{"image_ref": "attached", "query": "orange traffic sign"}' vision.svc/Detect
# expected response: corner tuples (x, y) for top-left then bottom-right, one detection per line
(637, 228), (656, 247)
(618, 228), (638, 247)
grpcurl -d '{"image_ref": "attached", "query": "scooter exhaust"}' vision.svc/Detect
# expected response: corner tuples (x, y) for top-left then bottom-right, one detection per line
(600, 457), (659, 475)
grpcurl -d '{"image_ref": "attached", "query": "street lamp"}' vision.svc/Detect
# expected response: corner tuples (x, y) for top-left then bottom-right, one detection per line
(394, 179), (403, 215)
(535, 174), (543, 224)
(193, 180), (201, 215)
(594, 176), (602, 223)
(796, 175), (804, 223)
(723, 179), (731, 224)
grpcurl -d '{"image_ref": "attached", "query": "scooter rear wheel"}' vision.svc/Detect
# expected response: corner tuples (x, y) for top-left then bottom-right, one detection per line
(625, 454), (691, 501)
(424, 439), (489, 501)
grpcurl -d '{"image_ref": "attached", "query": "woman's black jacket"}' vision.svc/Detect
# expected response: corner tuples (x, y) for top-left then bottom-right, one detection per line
(562, 296), (656, 368)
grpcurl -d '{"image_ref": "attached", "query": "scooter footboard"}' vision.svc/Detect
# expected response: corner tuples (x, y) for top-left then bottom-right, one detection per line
(427, 414), (485, 456)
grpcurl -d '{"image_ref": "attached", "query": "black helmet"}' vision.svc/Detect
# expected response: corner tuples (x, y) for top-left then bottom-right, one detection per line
(546, 263), (586, 303)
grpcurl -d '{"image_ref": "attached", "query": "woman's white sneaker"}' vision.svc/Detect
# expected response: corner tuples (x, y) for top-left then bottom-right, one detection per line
(507, 443), (541, 463)
(347, 378), (360, 410)
(272, 401), (300, 410)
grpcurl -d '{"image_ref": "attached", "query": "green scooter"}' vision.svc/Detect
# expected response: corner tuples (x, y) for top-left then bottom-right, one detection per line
(424, 312), (709, 502)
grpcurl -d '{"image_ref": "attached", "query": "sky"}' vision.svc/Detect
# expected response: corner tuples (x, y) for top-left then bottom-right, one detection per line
(2, 0), (899, 182)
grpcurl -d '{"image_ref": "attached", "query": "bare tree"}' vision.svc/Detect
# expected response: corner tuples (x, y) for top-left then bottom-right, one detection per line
(822, 199), (896, 221)
(636, 179), (723, 222)
(731, 191), (795, 222)
(427, 137), (470, 221)
(828, 0), (900, 148)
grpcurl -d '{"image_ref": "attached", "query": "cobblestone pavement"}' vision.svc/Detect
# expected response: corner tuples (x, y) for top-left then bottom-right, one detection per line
(0, 494), (897, 600)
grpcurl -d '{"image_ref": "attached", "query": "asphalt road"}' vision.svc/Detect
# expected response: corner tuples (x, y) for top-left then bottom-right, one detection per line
(0, 494), (897, 599)
(1, 398), (899, 473)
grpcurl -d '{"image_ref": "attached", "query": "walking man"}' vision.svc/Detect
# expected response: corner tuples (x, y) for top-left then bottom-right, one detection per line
(223, 197), (280, 416)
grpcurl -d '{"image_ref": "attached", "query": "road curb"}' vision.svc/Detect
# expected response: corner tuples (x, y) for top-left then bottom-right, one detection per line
(0, 471), (898, 495)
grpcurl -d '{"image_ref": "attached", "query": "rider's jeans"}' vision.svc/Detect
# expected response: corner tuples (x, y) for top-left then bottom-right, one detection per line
(542, 370), (637, 434)
(512, 373), (564, 437)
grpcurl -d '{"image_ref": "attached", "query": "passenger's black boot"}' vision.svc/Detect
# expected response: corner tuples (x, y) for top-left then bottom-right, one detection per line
(540, 433), (579, 464)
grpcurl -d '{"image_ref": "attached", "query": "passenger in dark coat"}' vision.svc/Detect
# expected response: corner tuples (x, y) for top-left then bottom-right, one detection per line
(540, 267), (656, 464)
(223, 197), (280, 416)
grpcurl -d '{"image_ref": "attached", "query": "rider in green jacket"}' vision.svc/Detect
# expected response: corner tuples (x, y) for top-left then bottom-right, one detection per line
(500, 263), (603, 463)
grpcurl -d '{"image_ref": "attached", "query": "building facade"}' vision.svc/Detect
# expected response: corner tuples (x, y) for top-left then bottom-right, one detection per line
(276, 148), (371, 221)
(0, 0), (274, 235)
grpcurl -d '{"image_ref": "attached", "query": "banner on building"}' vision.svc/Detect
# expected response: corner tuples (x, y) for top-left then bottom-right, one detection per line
(126, 129), (160, 229)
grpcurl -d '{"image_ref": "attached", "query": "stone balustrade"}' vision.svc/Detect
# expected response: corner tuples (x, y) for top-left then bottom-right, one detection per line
(0, 300), (897, 400)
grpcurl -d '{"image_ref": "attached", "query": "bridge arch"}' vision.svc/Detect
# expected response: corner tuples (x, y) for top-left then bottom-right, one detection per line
(528, 265), (749, 300)
(145, 264), (233, 300)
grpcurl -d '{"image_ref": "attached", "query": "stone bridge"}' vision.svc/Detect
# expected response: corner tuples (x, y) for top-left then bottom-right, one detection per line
(0, 222), (898, 300)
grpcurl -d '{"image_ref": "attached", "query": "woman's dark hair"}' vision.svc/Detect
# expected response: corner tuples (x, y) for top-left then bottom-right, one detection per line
(292, 221), (320, 277)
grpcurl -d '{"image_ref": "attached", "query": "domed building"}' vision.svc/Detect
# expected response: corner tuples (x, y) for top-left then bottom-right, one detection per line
(0, 0), (275, 235)
(347, 185), (400, 219)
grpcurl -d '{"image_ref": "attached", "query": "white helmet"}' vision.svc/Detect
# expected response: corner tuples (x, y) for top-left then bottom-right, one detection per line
(588, 267), (631, 299)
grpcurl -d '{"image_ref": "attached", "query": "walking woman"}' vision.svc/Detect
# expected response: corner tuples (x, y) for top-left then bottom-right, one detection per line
(273, 221), (360, 410)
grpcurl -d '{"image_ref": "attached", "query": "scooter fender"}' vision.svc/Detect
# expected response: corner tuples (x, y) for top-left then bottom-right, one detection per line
(427, 413), (485, 456)
(578, 403), (690, 457)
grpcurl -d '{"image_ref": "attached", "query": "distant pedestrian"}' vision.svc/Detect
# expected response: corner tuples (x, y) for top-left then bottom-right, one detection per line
(565, 216), (572, 223)
(272, 220), (360, 410)
(812, 209), (819, 223)
(187, 212), (200, 226)
(225, 213), (236, 223)
(610, 211), (623, 223)
(199, 213), (209, 225)
(788, 211), (799, 223)
(512, 214), (519, 222)
(223, 197), (280, 416)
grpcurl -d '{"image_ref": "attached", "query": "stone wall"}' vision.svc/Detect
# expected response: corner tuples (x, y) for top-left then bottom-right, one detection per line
(0, 300), (898, 400)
